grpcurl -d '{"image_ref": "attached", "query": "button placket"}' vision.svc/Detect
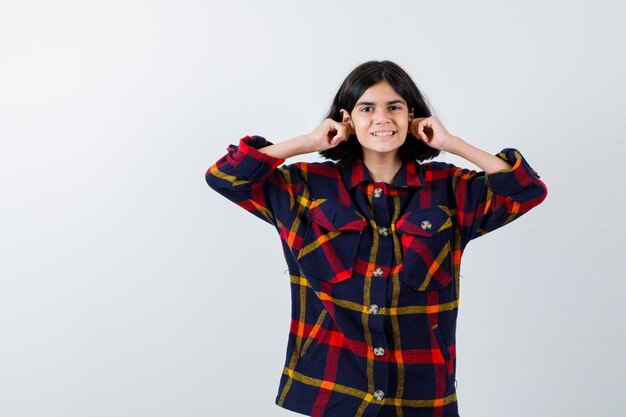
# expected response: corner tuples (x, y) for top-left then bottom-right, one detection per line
(368, 183), (392, 408)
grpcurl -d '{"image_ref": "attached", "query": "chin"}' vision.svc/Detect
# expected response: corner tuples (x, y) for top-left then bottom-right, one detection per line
(364, 146), (403, 156)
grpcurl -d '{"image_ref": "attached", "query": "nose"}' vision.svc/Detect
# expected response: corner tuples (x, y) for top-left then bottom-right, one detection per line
(373, 107), (392, 124)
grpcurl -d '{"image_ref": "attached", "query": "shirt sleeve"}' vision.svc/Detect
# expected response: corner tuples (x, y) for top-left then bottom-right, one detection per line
(205, 135), (300, 228)
(450, 148), (547, 247)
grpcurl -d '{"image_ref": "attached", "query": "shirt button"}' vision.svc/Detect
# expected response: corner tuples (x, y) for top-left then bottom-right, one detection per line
(373, 390), (385, 401)
(368, 304), (379, 314)
(373, 347), (385, 356)
(372, 267), (384, 277)
(378, 227), (389, 236)
(420, 220), (432, 230)
(373, 187), (383, 198)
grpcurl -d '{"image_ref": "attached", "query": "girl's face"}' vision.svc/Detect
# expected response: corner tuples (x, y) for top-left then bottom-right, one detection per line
(343, 81), (411, 159)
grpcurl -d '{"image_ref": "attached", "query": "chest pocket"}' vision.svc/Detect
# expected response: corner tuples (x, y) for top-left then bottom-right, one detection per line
(396, 206), (454, 291)
(297, 199), (365, 283)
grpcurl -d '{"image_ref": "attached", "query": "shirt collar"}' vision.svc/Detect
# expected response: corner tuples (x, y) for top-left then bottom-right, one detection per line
(342, 159), (424, 189)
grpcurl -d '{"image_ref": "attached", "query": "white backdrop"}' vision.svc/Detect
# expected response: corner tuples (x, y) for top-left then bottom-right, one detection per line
(1, 1), (624, 416)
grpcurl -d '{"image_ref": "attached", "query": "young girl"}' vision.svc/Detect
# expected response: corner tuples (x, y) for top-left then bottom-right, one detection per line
(206, 60), (547, 417)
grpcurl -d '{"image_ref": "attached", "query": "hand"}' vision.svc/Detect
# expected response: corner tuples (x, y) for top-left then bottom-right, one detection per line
(306, 118), (353, 152)
(409, 116), (456, 151)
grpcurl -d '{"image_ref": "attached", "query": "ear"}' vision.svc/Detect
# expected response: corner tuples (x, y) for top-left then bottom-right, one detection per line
(409, 108), (414, 120)
(340, 109), (352, 124)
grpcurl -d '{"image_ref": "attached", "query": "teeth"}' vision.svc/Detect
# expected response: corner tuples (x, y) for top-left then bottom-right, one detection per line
(372, 131), (395, 137)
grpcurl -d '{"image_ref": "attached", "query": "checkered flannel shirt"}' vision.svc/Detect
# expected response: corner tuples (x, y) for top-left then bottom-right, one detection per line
(206, 135), (547, 417)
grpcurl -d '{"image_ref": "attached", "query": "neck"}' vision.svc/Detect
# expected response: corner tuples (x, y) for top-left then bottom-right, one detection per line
(362, 150), (403, 184)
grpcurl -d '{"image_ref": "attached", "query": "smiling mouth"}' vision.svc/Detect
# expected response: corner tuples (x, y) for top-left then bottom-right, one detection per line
(371, 131), (396, 137)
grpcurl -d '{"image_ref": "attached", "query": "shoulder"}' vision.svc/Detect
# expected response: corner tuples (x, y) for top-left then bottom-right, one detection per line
(420, 159), (477, 177)
(278, 160), (342, 178)
(417, 160), (484, 190)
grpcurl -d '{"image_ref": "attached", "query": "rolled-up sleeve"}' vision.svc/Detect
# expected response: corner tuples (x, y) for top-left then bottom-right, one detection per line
(205, 135), (289, 226)
(452, 148), (547, 246)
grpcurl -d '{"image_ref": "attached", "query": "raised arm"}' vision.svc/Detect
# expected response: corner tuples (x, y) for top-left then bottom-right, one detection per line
(256, 118), (352, 159)
(205, 118), (352, 226)
(410, 116), (547, 245)
(410, 116), (512, 173)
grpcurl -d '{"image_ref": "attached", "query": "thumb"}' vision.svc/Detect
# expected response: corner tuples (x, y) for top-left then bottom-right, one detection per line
(417, 119), (432, 142)
(331, 122), (349, 143)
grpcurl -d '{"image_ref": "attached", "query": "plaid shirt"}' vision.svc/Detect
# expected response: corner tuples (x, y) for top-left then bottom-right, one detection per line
(206, 135), (547, 417)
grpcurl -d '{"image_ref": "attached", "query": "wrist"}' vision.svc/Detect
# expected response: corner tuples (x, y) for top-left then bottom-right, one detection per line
(291, 134), (316, 155)
(443, 135), (466, 155)
(281, 134), (317, 158)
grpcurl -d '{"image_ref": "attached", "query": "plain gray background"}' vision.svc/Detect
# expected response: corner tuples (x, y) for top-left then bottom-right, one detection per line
(1, 0), (624, 416)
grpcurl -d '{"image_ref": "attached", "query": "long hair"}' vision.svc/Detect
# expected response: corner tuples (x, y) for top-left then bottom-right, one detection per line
(319, 60), (440, 165)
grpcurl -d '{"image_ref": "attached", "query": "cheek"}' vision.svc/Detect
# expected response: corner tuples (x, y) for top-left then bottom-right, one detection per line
(354, 123), (371, 138)
(353, 118), (369, 130)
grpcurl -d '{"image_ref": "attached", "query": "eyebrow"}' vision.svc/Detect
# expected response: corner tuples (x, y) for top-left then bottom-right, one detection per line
(355, 99), (407, 107)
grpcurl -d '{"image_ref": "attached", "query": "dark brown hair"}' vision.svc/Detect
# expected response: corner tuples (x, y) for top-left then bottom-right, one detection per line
(319, 60), (440, 165)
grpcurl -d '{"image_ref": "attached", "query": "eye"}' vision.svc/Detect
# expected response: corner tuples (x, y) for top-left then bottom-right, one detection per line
(389, 105), (403, 111)
(360, 106), (373, 112)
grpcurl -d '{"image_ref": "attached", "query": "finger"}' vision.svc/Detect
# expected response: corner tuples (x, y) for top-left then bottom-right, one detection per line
(329, 123), (343, 144)
(325, 118), (339, 134)
(331, 124), (349, 144)
(417, 120), (429, 142)
(345, 122), (354, 136)
(410, 118), (425, 139)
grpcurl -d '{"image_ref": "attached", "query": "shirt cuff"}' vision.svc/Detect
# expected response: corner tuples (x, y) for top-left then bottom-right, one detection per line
(226, 135), (286, 182)
(486, 148), (542, 196)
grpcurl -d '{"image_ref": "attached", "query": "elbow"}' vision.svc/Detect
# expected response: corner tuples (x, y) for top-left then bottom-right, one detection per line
(205, 164), (221, 191)
(520, 178), (548, 210)
(535, 178), (548, 205)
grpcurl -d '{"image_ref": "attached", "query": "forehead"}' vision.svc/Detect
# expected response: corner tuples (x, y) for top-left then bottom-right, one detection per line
(358, 81), (405, 102)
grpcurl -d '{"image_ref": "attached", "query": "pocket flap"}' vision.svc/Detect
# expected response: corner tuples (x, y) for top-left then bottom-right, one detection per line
(307, 199), (366, 232)
(396, 206), (452, 237)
